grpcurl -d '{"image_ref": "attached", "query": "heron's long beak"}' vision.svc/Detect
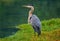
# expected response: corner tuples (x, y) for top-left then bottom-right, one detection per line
(22, 5), (33, 8)
(22, 5), (34, 10)
(22, 5), (28, 7)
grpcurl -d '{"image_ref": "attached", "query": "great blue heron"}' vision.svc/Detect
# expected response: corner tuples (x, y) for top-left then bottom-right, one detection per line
(23, 5), (41, 36)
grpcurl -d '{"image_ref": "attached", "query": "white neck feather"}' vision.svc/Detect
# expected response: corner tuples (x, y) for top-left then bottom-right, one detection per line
(29, 6), (34, 17)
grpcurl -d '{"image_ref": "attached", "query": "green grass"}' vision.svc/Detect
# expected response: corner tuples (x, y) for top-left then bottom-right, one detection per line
(0, 18), (60, 41)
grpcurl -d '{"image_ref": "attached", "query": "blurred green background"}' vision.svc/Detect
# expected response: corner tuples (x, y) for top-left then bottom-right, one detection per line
(0, 0), (60, 27)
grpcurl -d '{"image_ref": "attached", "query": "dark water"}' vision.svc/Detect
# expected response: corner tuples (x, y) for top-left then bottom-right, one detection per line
(0, 27), (20, 38)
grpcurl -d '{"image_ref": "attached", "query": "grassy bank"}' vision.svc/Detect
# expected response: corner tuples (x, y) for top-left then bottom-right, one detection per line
(0, 18), (60, 41)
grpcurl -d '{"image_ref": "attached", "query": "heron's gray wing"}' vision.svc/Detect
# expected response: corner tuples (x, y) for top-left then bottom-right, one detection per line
(30, 15), (41, 27)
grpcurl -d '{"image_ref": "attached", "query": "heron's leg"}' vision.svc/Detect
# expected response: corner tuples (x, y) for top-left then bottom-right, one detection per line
(32, 26), (39, 41)
(32, 26), (36, 36)
(38, 30), (41, 37)
(36, 26), (41, 37)
(37, 28), (41, 37)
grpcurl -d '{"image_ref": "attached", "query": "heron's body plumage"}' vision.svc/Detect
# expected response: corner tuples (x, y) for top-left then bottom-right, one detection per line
(30, 15), (41, 27)
(29, 14), (41, 36)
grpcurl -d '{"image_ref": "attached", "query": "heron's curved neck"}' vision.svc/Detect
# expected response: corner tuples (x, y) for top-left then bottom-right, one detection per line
(29, 7), (34, 17)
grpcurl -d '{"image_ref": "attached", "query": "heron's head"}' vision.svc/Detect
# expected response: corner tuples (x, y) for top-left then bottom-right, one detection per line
(22, 5), (34, 8)
(22, 5), (34, 14)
